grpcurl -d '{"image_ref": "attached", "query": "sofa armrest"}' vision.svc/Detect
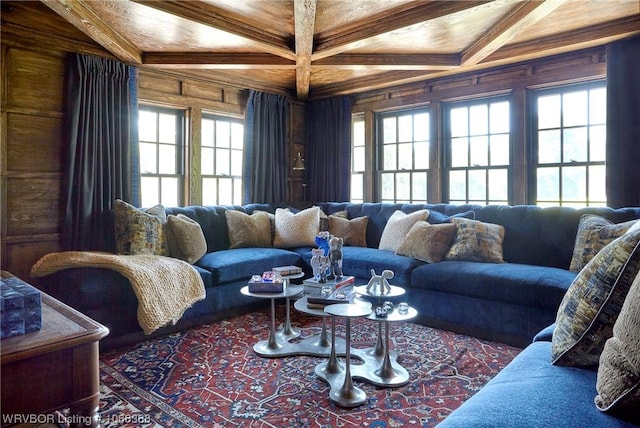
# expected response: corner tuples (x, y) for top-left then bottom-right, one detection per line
(532, 323), (555, 342)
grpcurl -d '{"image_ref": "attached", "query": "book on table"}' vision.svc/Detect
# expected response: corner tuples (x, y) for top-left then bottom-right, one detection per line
(302, 275), (355, 294)
(272, 265), (302, 276)
(306, 286), (356, 309)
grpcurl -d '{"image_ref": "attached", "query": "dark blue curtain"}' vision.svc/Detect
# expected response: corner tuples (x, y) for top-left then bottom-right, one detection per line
(606, 36), (640, 208)
(62, 54), (139, 251)
(305, 96), (353, 202)
(243, 90), (289, 204)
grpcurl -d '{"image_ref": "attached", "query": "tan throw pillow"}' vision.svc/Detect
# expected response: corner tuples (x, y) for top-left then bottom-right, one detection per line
(396, 221), (457, 263)
(166, 214), (207, 263)
(329, 215), (368, 247)
(552, 224), (640, 366)
(378, 209), (429, 252)
(595, 271), (640, 422)
(445, 218), (505, 263)
(114, 199), (168, 255)
(318, 208), (329, 232)
(570, 214), (638, 272)
(225, 210), (272, 248)
(273, 206), (320, 248)
(318, 209), (348, 232)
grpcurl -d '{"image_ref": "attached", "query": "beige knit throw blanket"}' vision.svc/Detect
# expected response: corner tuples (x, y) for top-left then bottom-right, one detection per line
(31, 251), (206, 335)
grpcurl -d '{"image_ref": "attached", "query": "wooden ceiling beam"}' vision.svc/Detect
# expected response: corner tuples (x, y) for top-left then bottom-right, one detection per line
(313, 53), (460, 70)
(41, 0), (142, 64)
(312, 0), (490, 60)
(294, 0), (317, 99)
(310, 70), (434, 98)
(132, 0), (296, 61)
(461, 0), (568, 66)
(142, 53), (295, 70)
(484, 15), (640, 63)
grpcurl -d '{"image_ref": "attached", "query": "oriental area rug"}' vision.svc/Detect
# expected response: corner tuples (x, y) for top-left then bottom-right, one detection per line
(98, 306), (521, 428)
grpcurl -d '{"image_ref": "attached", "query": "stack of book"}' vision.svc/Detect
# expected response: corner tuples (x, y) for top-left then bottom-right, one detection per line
(306, 286), (356, 309)
(272, 265), (302, 276)
(302, 275), (355, 295)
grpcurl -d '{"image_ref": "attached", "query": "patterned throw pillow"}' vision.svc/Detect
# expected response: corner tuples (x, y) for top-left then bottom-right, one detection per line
(445, 218), (505, 263)
(378, 210), (430, 252)
(569, 214), (638, 272)
(166, 214), (207, 264)
(273, 206), (320, 248)
(114, 199), (168, 255)
(396, 221), (457, 263)
(551, 224), (640, 366)
(328, 215), (368, 247)
(225, 210), (272, 249)
(595, 271), (640, 423)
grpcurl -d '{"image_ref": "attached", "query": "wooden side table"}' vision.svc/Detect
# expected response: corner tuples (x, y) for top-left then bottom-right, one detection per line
(1, 291), (109, 427)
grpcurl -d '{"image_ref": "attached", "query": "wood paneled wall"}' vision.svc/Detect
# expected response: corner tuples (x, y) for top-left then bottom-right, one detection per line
(1, 43), (67, 281)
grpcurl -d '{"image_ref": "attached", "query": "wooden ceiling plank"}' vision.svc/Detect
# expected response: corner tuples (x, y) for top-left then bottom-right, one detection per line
(460, 0), (568, 66)
(132, 0), (296, 61)
(484, 15), (640, 63)
(313, 53), (460, 70)
(294, 0), (317, 99)
(142, 52), (296, 70)
(41, 0), (141, 64)
(312, 0), (490, 60)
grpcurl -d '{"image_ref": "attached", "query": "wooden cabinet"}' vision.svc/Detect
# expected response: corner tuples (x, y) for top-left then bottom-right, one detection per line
(1, 290), (109, 427)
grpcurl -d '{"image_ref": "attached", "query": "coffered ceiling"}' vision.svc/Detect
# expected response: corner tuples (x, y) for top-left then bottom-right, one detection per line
(35, 0), (640, 99)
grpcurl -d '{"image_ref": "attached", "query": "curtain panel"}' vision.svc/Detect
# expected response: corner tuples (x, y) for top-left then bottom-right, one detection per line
(243, 90), (290, 204)
(62, 54), (138, 251)
(305, 96), (354, 203)
(606, 36), (640, 208)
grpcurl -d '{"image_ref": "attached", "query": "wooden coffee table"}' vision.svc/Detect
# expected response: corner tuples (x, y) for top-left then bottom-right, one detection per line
(1, 291), (109, 427)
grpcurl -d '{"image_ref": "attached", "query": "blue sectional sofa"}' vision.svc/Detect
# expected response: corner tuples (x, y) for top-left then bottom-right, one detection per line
(35, 202), (640, 350)
(437, 323), (639, 427)
(34, 202), (640, 426)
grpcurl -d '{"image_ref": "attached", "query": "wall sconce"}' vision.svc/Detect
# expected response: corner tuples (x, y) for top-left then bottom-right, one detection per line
(292, 152), (305, 171)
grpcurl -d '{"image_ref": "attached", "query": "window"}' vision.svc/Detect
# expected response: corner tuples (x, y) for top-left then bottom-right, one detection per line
(445, 97), (510, 205)
(376, 108), (430, 203)
(138, 107), (184, 207)
(351, 116), (365, 203)
(533, 82), (606, 207)
(201, 114), (244, 205)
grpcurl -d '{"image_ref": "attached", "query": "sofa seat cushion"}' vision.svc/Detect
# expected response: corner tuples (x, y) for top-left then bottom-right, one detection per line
(304, 246), (426, 287)
(437, 341), (635, 428)
(196, 248), (302, 284)
(411, 261), (575, 310)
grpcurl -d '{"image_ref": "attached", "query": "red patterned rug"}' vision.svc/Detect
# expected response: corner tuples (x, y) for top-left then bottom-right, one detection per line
(99, 306), (521, 427)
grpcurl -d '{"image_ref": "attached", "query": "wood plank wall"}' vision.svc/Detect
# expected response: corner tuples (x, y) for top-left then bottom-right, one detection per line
(1, 42), (67, 282)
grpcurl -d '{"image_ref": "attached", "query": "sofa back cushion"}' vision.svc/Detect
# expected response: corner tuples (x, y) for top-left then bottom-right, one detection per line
(473, 205), (640, 269)
(318, 203), (442, 248)
(165, 204), (285, 252)
(319, 203), (640, 269)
